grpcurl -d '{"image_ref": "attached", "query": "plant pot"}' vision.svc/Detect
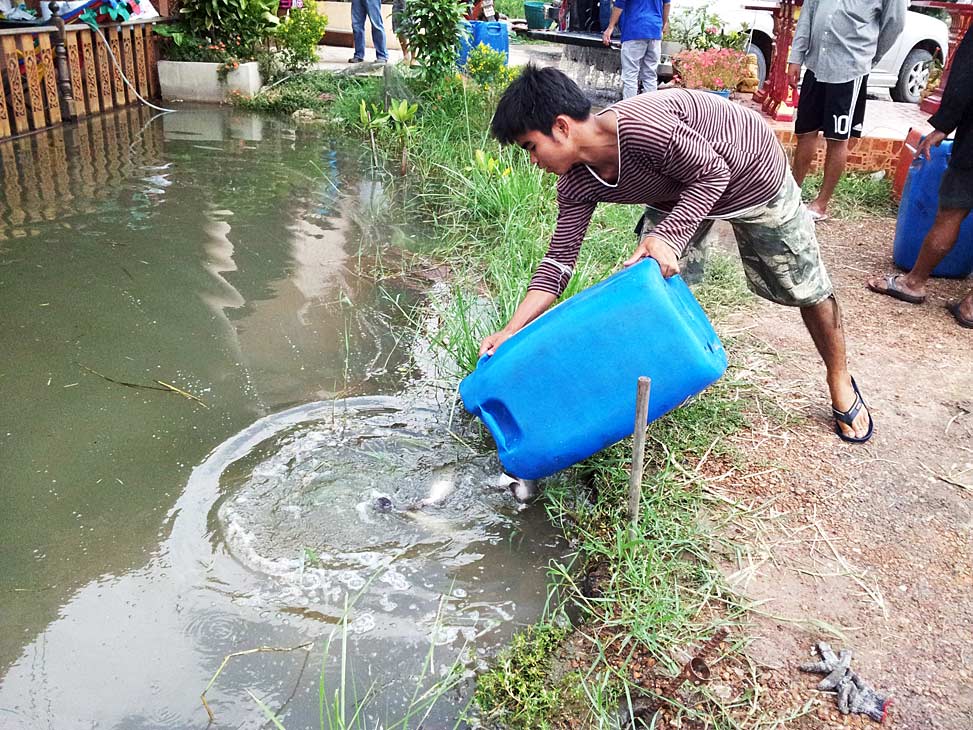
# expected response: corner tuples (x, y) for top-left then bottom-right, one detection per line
(158, 60), (263, 103)
(660, 40), (684, 58)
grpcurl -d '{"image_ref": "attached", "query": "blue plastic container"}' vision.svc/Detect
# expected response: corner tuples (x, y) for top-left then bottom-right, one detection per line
(893, 140), (973, 278)
(471, 21), (509, 63)
(459, 260), (728, 479)
(457, 20), (474, 68)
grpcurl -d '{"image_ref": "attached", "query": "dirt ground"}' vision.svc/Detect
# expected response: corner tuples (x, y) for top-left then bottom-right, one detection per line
(705, 217), (973, 729)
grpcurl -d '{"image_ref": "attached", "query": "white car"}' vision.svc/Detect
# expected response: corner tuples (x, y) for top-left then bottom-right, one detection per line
(535, 0), (948, 104)
(668, 0), (948, 103)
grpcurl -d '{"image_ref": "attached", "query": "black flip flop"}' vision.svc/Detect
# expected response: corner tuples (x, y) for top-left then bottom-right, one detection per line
(867, 274), (926, 305)
(947, 301), (973, 329)
(833, 376), (874, 444)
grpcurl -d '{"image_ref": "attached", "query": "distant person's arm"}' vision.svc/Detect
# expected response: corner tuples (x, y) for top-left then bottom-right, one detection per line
(873, 0), (907, 66)
(787, 0), (816, 86)
(602, 5), (623, 45)
(662, 1), (670, 37)
(928, 32), (973, 138)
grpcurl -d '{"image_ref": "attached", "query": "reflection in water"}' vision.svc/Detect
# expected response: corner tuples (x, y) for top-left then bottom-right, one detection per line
(0, 108), (563, 728)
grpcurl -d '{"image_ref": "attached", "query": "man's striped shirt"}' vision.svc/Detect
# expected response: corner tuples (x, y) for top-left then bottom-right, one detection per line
(529, 89), (787, 296)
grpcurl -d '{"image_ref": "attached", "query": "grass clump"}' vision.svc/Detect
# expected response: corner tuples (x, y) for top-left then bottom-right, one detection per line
(474, 623), (571, 728)
(801, 171), (896, 219)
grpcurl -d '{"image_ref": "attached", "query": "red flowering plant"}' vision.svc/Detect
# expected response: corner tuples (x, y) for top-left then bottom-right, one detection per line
(672, 47), (750, 92)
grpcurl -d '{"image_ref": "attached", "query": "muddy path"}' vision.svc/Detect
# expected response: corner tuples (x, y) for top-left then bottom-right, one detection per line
(709, 217), (972, 729)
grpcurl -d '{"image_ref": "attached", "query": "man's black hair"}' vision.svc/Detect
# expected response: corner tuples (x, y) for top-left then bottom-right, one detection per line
(491, 65), (592, 145)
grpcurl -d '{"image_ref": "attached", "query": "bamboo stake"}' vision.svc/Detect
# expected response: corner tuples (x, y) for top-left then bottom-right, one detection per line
(628, 376), (651, 529)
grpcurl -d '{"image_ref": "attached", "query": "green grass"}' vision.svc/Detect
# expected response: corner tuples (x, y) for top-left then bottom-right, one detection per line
(494, 0), (527, 19)
(237, 71), (782, 729)
(800, 171), (896, 219)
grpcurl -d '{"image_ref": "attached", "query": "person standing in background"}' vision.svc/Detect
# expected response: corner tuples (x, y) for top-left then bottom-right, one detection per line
(391, 0), (411, 66)
(350, 0), (389, 64)
(787, 0), (906, 221)
(866, 28), (973, 328)
(601, 0), (670, 99)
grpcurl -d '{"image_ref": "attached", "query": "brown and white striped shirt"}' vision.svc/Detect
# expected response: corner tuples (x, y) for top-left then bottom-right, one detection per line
(529, 89), (787, 296)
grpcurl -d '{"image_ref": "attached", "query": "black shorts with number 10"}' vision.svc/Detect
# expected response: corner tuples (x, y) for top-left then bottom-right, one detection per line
(794, 70), (868, 141)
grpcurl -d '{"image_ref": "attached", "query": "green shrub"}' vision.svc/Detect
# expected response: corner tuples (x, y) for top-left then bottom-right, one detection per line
(275, 5), (329, 71)
(157, 0), (279, 70)
(401, 0), (466, 83)
(462, 42), (517, 87)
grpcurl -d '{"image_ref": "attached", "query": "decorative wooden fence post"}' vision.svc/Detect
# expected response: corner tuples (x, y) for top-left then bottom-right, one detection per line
(49, 1), (77, 120)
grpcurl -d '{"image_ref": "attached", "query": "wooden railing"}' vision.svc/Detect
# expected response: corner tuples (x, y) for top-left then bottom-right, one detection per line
(0, 18), (161, 140)
(0, 103), (164, 239)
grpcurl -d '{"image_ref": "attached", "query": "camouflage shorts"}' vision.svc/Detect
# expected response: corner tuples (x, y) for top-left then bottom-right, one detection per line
(639, 175), (833, 307)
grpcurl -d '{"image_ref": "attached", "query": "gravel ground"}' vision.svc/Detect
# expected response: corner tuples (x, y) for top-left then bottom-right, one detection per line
(704, 216), (973, 729)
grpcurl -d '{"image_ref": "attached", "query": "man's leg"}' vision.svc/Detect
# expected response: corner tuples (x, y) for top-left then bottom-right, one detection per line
(350, 0), (366, 60)
(791, 69), (824, 187)
(620, 41), (646, 99)
(731, 175), (871, 441)
(366, 0), (388, 61)
(953, 289), (973, 324)
(639, 39), (661, 93)
(808, 74), (867, 218)
(800, 296), (871, 439)
(807, 138), (849, 217)
(792, 132), (820, 187)
(866, 207), (969, 301)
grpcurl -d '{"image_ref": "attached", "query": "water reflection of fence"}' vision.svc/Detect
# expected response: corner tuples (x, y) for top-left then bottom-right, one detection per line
(0, 104), (163, 239)
(0, 19), (160, 140)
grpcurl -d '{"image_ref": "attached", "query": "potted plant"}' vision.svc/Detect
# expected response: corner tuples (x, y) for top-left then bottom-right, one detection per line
(155, 0), (280, 103)
(672, 47), (751, 98)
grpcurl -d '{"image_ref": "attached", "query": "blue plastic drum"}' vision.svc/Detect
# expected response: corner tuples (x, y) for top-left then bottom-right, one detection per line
(471, 21), (509, 63)
(892, 140), (973, 278)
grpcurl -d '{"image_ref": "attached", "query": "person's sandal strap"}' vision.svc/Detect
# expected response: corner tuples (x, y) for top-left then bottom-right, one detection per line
(832, 393), (862, 426)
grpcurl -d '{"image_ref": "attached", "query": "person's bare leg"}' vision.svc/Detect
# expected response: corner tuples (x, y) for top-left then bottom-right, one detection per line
(866, 207), (969, 300)
(792, 131), (820, 188)
(800, 295), (871, 440)
(808, 138), (849, 217)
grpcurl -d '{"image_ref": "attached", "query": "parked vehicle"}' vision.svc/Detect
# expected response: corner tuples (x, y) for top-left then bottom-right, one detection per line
(528, 0), (948, 104)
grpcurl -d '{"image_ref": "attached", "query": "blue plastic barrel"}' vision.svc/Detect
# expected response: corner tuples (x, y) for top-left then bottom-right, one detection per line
(459, 259), (728, 479)
(457, 20), (474, 68)
(471, 21), (509, 63)
(893, 140), (973, 278)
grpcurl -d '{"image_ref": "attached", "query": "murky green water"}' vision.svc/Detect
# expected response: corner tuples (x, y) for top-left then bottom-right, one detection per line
(0, 106), (563, 728)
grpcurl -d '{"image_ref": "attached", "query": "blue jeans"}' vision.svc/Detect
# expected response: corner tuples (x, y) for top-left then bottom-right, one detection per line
(352, 0), (387, 61)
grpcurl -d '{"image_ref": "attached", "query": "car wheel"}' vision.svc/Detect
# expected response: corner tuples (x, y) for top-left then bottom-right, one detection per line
(747, 42), (768, 86)
(892, 48), (933, 104)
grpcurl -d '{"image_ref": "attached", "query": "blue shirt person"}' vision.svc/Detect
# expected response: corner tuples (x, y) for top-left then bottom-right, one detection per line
(602, 0), (671, 98)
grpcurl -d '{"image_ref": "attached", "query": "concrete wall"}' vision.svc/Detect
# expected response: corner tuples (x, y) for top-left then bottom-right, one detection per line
(158, 61), (262, 103)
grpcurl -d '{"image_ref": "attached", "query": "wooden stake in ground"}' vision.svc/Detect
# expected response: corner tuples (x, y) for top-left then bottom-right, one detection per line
(628, 377), (652, 529)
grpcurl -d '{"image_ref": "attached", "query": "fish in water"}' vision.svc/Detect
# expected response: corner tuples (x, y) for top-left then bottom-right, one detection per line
(504, 473), (538, 503)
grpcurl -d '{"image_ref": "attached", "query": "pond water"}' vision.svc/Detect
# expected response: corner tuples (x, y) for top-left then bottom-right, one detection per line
(0, 106), (564, 728)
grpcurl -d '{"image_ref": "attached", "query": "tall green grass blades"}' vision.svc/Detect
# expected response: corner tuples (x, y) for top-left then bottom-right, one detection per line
(249, 689), (289, 729)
